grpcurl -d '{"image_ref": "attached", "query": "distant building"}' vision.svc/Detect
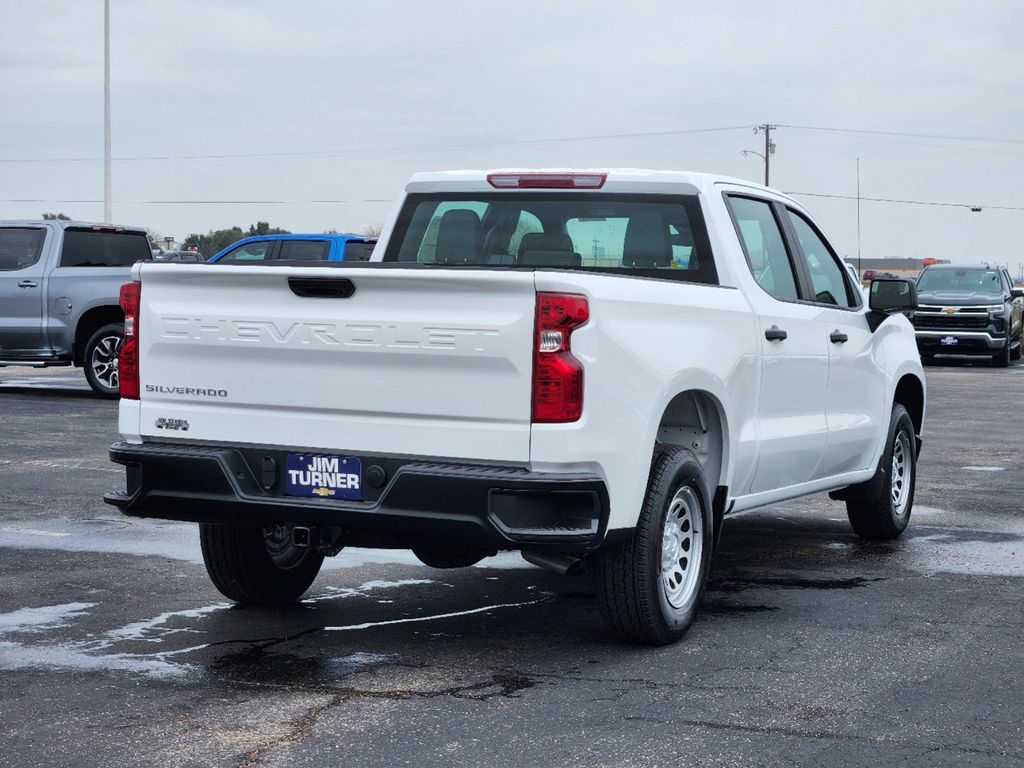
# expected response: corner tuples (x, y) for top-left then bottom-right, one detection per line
(844, 257), (950, 279)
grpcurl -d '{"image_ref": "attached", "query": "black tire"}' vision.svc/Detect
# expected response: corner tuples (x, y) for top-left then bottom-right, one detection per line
(846, 403), (917, 540)
(83, 322), (124, 398)
(993, 343), (1011, 367)
(199, 523), (324, 604)
(591, 445), (713, 645)
(1012, 337), (1022, 361)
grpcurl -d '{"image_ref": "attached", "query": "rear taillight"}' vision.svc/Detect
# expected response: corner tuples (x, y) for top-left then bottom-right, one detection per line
(119, 282), (141, 399)
(532, 292), (589, 423)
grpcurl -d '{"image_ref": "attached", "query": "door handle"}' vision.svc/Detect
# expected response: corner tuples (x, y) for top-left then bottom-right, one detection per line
(764, 326), (788, 342)
(830, 330), (849, 344)
(17, 280), (38, 288)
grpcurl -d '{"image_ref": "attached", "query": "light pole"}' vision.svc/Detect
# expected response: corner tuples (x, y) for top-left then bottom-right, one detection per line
(103, 0), (112, 223)
(740, 150), (767, 184)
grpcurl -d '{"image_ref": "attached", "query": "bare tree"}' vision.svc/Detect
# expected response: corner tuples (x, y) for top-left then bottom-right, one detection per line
(363, 223), (383, 238)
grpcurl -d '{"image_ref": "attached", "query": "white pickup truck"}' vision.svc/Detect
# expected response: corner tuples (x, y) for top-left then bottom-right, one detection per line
(105, 170), (925, 645)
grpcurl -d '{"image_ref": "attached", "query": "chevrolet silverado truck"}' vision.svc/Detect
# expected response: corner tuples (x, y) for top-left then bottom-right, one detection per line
(104, 170), (925, 645)
(913, 263), (1024, 366)
(0, 220), (153, 396)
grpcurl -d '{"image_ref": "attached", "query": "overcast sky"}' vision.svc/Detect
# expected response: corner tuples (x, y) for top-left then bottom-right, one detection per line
(2, 0), (1022, 265)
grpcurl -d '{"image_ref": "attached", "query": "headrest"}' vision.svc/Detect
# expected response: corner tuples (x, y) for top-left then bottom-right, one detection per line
(434, 209), (482, 264)
(623, 211), (671, 268)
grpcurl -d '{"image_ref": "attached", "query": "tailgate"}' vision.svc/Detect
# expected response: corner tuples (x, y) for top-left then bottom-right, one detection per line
(135, 264), (537, 462)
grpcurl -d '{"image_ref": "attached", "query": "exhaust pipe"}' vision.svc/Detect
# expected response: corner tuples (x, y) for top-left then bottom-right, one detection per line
(521, 550), (584, 577)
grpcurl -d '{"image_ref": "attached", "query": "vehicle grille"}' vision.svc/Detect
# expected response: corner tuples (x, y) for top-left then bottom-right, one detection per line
(914, 314), (990, 330)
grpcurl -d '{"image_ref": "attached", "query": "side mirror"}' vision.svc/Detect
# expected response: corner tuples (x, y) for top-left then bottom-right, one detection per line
(1011, 288), (1024, 300)
(869, 278), (917, 312)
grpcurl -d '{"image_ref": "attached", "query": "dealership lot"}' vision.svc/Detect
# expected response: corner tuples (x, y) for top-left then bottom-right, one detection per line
(0, 364), (1021, 767)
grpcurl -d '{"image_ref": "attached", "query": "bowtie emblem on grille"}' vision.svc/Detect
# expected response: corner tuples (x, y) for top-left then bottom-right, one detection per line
(942, 307), (959, 314)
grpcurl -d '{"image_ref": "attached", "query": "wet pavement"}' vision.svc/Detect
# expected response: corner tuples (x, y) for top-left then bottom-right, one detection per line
(0, 362), (1022, 767)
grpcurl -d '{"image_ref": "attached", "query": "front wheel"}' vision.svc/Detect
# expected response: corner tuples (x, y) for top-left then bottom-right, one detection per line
(993, 343), (1011, 368)
(591, 445), (713, 645)
(83, 323), (123, 398)
(846, 404), (917, 539)
(199, 523), (324, 604)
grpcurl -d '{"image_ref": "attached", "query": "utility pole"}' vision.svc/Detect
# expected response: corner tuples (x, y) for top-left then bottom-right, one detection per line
(856, 157), (862, 274)
(753, 124), (776, 185)
(103, 0), (112, 223)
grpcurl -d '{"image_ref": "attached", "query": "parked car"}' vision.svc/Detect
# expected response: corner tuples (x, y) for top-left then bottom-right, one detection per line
(0, 219), (152, 396)
(208, 233), (376, 264)
(913, 264), (1024, 366)
(153, 250), (205, 263)
(105, 170), (925, 645)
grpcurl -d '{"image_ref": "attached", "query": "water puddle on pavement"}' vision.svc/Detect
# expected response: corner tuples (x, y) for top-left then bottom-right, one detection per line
(0, 579), (442, 682)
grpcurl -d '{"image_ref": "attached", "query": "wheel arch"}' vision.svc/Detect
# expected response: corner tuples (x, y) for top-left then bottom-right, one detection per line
(73, 305), (123, 366)
(654, 389), (730, 543)
(893, 372), (925, 450)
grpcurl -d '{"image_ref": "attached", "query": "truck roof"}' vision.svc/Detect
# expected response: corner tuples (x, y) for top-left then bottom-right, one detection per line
(0, 219), (147, 233)
(405, 168), (800, 205)
(228, 233), (372, 244)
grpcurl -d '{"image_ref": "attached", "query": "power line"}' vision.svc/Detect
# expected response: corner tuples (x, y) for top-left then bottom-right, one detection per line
(777, 123), (1024, 146)
(0, 126), (753, 164)
(0, 198), (395, 204)
(8, 191), (1024, 212)
(786, 190), (1024, 212)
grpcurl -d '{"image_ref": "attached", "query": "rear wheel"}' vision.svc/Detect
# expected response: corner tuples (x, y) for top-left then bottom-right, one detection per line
(846, 404), (916, 539)
(83, 323), (123, 398)
(591, 446), (713, 645)
(199, 523), (324, 604)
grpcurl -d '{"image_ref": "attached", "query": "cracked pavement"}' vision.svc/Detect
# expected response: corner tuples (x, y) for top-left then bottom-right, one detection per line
(0, 362), (1022, 767)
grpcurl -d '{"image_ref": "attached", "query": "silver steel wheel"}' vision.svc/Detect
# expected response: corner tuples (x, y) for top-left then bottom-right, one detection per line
(90, 334), (121, 390)
(660, 486), (703, 610)
(263, 524), (307, 569)
(891, 430), (912, 518)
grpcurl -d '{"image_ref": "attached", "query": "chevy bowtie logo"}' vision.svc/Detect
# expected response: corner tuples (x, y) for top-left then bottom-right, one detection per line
(311, 487), (335, 497)
(942, 307), (959, 314)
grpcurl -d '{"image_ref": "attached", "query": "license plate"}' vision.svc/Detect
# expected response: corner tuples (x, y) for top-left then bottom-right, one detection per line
(286, 453), (362, 500)
(940, 336), (959, 346)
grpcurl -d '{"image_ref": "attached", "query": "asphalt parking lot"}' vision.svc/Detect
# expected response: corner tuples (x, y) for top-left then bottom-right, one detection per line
(0, 363), (1022, 768)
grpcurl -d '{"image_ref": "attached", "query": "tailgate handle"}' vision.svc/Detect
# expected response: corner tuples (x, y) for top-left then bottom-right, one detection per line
(288, 277), (356, 299)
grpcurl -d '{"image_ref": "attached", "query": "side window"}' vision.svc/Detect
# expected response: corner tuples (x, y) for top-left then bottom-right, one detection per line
(278, 240), (329, 261)
(220, 241), (274, 262)
(785, 210), (854, 308)
(0, 228), (46, 271)
(726, 196), (800, 302)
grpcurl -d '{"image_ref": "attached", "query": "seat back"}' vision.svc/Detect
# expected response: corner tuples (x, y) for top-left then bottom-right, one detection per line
(517, 232), (581, 267)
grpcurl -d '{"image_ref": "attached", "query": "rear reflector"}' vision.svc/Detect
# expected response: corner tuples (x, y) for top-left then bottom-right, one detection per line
(487, 173), (607, 189)
(119, 282), (141, 400)
(532, 292), (589, 423)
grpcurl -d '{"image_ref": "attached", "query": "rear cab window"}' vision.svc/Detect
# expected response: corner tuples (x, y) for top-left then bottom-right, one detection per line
(383, 193), (718, 285)
(342, 241), (376, 262)
(60, 228), (151, 267)
(0, 228), (47, 271)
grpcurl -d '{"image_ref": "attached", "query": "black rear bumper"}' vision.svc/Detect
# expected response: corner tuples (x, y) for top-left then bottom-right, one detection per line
(104, 441), (609, 551)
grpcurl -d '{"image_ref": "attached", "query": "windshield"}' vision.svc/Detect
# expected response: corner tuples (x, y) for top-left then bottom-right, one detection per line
(384, 193), (717, 285)
(917, 268), (1004, 296)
